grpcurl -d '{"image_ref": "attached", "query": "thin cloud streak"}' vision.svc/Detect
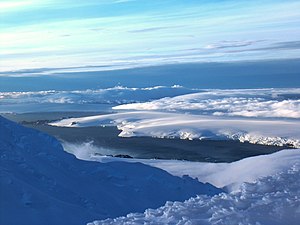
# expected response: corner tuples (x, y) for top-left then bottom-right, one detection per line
(0, 0), (300, 74)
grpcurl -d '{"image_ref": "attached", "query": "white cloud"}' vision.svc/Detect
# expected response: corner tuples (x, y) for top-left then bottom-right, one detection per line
(204, 40), (260, 49)
(0, 85), (195, 105)
(0, 0), (53, 13)
(48, 88), (300, 147)
(50, 110), (300, 148)
(1, 0), (300, 73)
(0, 0), (33, 11)
(113, 89), (300, 119)
(113, 0), (136, 3)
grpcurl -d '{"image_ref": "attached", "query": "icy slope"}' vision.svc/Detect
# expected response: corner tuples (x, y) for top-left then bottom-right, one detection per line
(90, 163), (300, 225)
(89, 149), (300, 192)
(0, 116), (221, 225)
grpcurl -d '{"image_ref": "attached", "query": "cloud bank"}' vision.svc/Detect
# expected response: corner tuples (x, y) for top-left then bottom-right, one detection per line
(113, 88), (300, 119)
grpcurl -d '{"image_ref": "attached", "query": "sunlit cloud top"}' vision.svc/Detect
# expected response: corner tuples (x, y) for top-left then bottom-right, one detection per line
(1, 0), (300, 74)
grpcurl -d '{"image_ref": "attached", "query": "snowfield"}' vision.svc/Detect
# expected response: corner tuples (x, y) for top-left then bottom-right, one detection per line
(89, 163), (300, 225)
(0, 116), (220, 225)
(88, 149), (300, 192)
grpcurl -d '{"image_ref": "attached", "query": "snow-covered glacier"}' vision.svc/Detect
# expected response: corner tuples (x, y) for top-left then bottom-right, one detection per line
(0, 116), (221, 225)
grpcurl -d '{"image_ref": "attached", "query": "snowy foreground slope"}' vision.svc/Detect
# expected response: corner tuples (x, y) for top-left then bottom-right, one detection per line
(89, 163), (300, 225)
(83, 149), (300, 192)
(0, 116), (220, 225)
(63, 140), (300, 224)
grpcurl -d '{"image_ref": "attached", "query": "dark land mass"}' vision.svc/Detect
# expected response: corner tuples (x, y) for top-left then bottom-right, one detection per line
(2, 112), (289, 163)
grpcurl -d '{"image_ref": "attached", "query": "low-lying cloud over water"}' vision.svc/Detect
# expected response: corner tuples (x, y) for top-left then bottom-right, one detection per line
(46, 87), (300, 148)
(114, 88), (300, 119)
(2, 86), (300, 119)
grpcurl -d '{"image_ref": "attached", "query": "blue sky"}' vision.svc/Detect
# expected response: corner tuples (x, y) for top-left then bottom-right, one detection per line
(0, 0), (300, 74)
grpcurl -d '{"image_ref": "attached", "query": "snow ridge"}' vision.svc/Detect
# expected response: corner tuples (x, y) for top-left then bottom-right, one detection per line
(89, 163), (300, 225)
(0, 116), (221, 225)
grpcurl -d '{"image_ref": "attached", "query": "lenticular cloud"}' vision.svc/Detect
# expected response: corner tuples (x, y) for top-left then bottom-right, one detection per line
(2, 87), (300, 119)
(113, 88), (300, 119)
(50, 88), (300, 148)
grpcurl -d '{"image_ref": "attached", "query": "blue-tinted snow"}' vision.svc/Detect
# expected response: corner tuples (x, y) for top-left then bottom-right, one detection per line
(0, 116), (221, 225)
